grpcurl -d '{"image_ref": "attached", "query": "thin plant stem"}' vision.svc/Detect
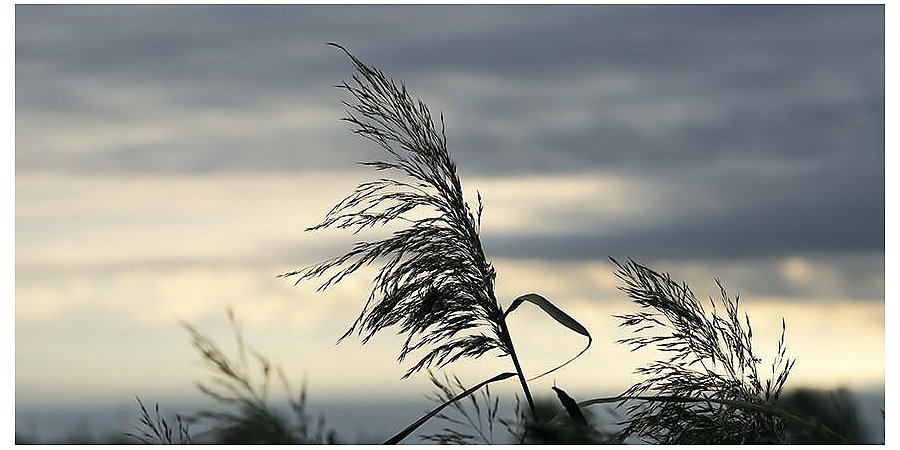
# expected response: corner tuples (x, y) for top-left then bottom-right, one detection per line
(498, 318), (537, 419)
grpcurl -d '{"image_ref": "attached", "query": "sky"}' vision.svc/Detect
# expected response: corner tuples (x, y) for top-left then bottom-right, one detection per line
(15, 3), (884, 438)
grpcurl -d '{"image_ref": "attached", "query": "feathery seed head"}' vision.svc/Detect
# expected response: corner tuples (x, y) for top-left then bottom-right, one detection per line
(282, 44), (508, 378)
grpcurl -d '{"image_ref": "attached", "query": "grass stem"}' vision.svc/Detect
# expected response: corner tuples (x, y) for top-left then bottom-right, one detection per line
(498, 318), (538, 420)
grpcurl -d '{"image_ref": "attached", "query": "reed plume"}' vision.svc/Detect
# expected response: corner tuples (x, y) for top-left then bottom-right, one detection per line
(609, 258), (795, 444)
(281, 44), (509, 379)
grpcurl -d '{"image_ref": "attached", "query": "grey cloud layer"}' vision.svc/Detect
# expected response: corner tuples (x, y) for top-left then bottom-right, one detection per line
(16, 5), (884, 262)
(16, 5), (883, 171)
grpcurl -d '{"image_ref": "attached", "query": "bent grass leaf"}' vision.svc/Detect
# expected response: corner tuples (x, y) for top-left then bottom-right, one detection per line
(504, 293), (592, 380)
(383, 372), (516, 445)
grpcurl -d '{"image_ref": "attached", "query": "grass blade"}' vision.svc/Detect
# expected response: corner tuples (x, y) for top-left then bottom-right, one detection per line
(383, 372), (516, 444)
(504, 293), (592, 380)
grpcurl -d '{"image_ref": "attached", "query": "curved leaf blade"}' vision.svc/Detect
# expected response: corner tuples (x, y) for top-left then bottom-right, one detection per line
(382, 372), (516, 445)
(504, 293), (592, 381)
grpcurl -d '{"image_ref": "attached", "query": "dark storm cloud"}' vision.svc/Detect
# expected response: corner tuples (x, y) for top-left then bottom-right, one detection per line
(16, 5), (883, 172)
(484, 193), (883, 261)
(480, 145), (884, 262)
(15, 5), (884, 261)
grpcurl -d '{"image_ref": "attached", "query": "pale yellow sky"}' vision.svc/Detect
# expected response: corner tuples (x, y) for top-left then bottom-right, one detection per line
(15, 172), (884, 404)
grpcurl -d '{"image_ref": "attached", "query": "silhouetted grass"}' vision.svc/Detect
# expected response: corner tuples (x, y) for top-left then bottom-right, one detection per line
(126, 309), (337, 445)
(419, 371), (504, 444)
(113, 44), (881, 445)
(279, 44), (872, 445)
(281, 44), (592, 435)
(609, 258), (795, 443)
(183, 309), (337, 444)
(125, 398), (191, 445)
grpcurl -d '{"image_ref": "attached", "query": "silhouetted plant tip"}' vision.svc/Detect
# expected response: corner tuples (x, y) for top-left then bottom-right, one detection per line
(126, 397), (192, 445)
(281, 43), (511, 380)
(602, 257), (797, 444)
(184, 309), (337, 444)
(508, 389), (621, 444)
(383, 372), (516, 444)
(282, 44), (591, 430)
(552, 386), (588, 428)
(420, 371), (506, 444)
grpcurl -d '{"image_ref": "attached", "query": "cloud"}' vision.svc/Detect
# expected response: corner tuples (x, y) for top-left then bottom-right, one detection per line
(16, 6), (884, 261)
(15, 261), (886, 401)
(16, 5), (883, 174)
(482, 159), (883, 262)
(16, 172), (883, 304)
